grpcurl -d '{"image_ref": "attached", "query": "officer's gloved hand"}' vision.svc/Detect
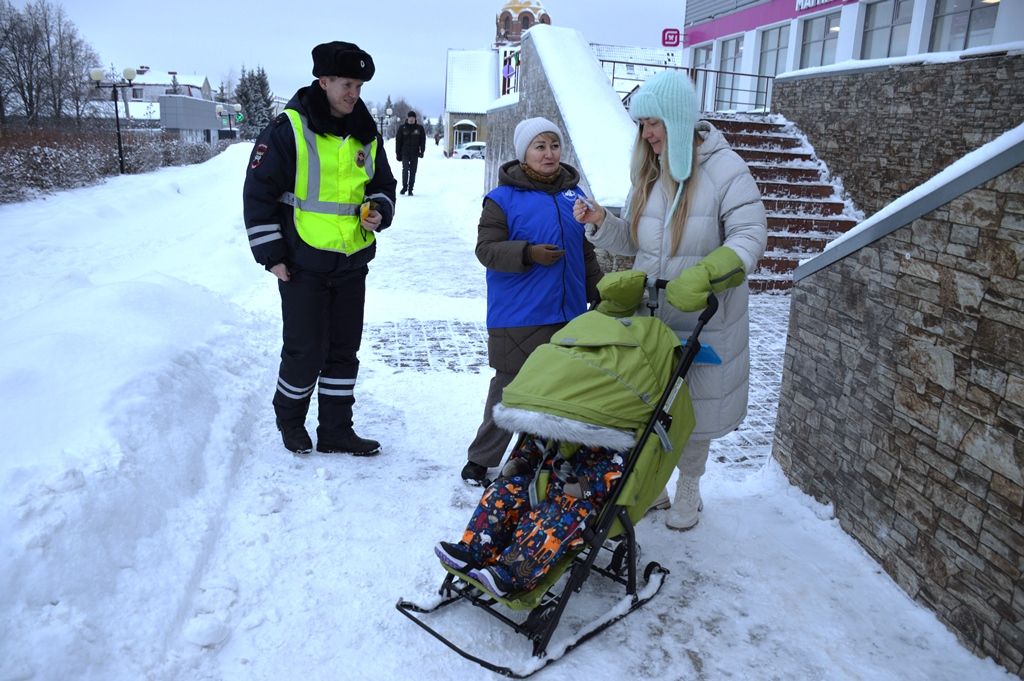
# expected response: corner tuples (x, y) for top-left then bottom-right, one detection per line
(665, 246), (746, 312)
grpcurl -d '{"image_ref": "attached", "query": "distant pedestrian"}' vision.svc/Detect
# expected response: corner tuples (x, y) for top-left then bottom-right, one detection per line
(434, 131), (442, 146)
(395, 111), (426, 195)
(242, 40), (397, 456)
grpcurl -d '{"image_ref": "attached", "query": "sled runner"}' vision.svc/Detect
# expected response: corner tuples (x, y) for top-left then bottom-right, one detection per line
(397, 279), (719, 678)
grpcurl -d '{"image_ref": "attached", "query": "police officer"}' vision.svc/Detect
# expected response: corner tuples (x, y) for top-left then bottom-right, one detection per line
(395, 110), (425, 195)
(243, 41), (397, 456)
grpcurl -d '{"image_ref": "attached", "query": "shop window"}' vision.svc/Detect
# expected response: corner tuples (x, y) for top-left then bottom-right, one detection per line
(758, 24), (789, 107)
(929, 0), (998, 52)
(800, 11), (841, 69)
(716, 36), (743, 110)
(861, 0), (913, 59)
(692, 44), (714, 111)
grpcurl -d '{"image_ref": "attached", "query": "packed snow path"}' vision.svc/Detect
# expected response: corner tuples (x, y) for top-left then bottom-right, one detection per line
(0, 144), (1013, 681)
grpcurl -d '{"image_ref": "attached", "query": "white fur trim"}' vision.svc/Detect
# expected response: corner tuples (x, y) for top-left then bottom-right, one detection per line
(492, 403), (636, 451)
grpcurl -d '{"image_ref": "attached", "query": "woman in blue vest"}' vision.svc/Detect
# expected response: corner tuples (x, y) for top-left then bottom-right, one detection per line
(462, 117), (602, 485)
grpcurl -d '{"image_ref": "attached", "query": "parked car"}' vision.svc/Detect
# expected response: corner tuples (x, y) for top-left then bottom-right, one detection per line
(453, 141), (486, 159)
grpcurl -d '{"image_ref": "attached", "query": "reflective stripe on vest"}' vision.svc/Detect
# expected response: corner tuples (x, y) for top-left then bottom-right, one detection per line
(279, 108), (376, 255)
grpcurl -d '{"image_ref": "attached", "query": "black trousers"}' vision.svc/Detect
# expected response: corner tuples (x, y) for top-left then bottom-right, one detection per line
(401, 157), (419, 191)
(272, 266), (367, 439)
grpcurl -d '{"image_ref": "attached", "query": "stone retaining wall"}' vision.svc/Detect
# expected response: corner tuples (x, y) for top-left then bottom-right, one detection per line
(772, 51), (1024, 217)
(773, 163), (1024, 676)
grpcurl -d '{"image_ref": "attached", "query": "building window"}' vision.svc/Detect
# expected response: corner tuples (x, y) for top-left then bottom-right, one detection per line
(929, 0), (998, 52)
(131, 87), (143, 100)
(800, 11), (841, 68)
(861, 0), (913, 59)
(692, 44), (714, 111)
(757, 25), (789, 107)
(521, 14), (531, 30)
(716, 36), (743, 110)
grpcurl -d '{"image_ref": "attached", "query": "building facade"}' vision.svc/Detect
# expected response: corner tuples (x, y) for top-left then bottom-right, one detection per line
(683, 0), (1023, 109)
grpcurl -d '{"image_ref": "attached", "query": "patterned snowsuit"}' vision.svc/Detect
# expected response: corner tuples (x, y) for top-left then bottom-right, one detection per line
(459, 435), (624, 593)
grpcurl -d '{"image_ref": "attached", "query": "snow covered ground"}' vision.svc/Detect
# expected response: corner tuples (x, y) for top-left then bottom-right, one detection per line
(0, 143), (1015, 681)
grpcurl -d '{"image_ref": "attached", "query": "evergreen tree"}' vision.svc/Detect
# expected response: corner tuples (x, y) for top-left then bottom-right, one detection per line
(235, 65), (274, 138)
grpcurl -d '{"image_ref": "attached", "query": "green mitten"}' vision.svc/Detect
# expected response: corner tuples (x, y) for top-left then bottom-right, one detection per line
(666, 246), (745, 312)
(595, 270), (647, 317)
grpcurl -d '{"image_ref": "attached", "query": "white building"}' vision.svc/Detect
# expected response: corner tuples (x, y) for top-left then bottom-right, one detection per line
(683, 0), (1023, 109)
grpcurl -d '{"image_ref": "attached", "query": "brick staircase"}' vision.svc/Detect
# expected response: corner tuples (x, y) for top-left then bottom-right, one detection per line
(704, 114), (862, 292)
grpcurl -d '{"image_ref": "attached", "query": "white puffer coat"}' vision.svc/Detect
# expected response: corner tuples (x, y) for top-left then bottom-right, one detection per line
(586, 121), (767, 439)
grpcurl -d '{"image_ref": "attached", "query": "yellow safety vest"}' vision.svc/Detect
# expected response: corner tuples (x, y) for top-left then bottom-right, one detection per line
(279, 108), (376, 255)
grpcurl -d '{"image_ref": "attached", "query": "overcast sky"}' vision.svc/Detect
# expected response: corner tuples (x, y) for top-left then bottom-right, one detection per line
(58, 0), (685, 118)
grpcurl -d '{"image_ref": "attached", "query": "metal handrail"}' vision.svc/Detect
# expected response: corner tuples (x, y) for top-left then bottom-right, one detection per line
(597, 59), (775, 114)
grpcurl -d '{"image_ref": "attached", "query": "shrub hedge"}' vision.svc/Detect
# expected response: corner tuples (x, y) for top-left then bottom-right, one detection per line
(0, 126), (234, 203)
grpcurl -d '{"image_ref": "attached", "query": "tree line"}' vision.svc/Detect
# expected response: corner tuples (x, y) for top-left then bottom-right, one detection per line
(0, 0), (99, 125)
(0, 0), (436, 143)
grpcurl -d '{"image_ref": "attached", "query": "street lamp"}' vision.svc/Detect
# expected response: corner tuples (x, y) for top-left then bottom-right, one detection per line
(89, 66), (136, 175)
(216, 102), (242, 137)
(371, 106), (393, 138)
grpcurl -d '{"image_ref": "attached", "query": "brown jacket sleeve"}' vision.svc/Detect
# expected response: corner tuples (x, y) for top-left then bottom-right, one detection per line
(475, 198), (532, 272)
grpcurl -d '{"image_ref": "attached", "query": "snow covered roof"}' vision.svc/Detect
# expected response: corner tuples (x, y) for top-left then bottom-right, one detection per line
(530, 25), (635, 208)
(444, 49), (499, 114)
(589, 43), (682, 66)
(132, 70), (208, 88)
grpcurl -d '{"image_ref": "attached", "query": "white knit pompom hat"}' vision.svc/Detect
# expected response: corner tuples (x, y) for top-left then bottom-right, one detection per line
(629, 70), (698, 182)
(513, 117), (562, 162)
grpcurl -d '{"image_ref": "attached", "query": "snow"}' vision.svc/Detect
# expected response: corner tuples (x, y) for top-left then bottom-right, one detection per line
(775, 41), (1024, 81)
(444, 49), (500, 114)
(530, 25), (635, 208)
(0, 144), (1016, 681)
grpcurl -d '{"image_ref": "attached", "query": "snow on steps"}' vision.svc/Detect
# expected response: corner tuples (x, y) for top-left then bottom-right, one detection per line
(706, 113), (863, 292)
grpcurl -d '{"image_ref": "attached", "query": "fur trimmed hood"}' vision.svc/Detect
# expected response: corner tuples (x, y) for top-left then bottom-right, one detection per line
(493, 403), (636, 452)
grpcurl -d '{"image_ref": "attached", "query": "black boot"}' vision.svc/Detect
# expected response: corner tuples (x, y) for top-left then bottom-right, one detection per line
(277, 419), (312, 454)
(317, 429), (381, 456)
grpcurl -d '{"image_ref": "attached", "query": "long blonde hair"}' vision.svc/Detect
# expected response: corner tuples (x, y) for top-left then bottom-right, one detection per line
(627, 130), (701, 256)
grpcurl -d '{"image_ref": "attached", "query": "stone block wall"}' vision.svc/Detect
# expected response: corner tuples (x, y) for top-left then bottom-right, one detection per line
(772, 164), (1024, 675)
(772, 52), (1024, 217)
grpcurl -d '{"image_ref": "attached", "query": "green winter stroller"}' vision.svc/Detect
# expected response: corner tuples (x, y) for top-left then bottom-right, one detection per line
(397, 274), (720, 678)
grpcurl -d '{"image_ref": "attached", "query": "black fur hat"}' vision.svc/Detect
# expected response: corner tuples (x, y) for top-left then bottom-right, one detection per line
(311, 41), (375, 81)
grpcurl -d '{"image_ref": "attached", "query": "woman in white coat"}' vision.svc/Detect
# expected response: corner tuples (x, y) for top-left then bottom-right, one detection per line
(573, 70), (767, 531)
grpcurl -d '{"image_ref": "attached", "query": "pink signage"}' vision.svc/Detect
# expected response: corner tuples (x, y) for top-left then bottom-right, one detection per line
(684, 0), (858, 47)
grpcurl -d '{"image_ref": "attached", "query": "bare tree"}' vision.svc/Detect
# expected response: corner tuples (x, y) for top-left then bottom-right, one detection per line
(0, 0), (16, 124)
(0, 0), (45, 122)
(0, 0), (98, 124)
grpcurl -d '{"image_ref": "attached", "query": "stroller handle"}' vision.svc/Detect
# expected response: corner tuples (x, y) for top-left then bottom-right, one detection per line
(650, 278), (719, 323)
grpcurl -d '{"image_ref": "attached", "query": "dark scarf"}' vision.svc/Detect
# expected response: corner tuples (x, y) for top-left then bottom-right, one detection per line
(520, 163), (561, 185)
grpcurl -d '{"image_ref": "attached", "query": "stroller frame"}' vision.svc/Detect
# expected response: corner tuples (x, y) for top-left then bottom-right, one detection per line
(397, 287), (719, 678)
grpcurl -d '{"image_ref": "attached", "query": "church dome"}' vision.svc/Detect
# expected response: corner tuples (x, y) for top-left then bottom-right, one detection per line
(495, 0), (551, 45)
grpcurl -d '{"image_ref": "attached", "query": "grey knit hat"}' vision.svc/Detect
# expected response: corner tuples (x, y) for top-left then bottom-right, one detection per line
(629, 70), (698, 182)
(513, 117), (561, 162)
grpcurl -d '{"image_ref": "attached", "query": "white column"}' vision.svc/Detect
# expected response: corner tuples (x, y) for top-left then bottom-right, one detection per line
(834, 3), (863, 62)
(905, 0), (933, 56)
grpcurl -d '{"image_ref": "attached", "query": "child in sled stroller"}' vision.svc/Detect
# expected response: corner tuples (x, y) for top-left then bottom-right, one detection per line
(436, 432), (628, 598)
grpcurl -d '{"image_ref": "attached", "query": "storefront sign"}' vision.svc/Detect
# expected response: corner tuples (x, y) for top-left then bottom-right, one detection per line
(796, 0), (839, 10)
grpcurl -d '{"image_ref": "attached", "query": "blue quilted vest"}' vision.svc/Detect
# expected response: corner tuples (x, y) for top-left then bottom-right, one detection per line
(485, 185), (589, 328)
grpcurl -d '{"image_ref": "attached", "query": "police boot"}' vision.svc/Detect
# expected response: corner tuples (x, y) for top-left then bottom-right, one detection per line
(277, 419), (312, 455)
(316, 428), (381, 456)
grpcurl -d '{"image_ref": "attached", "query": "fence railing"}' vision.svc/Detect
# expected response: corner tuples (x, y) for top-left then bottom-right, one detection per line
(597, 59), (775, 114)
